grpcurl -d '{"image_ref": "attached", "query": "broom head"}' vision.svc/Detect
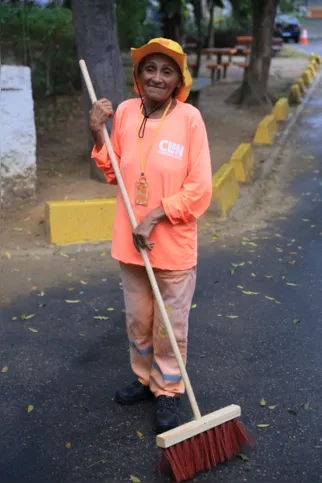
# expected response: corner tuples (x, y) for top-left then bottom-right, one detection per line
(156, 404), (253, 482)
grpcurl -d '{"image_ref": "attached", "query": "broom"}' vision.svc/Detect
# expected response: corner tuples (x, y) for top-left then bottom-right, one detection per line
(79, 59), (253, 482)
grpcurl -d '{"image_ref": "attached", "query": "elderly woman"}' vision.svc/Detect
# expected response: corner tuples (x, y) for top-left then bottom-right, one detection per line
(90, 38), (212, 434)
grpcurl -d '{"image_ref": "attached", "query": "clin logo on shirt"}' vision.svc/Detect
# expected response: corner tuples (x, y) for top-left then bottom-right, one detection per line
(158, 140), (184, 160)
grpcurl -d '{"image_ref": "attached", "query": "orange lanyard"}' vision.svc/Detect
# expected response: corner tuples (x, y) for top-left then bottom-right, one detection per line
(137, 99), (172, 177)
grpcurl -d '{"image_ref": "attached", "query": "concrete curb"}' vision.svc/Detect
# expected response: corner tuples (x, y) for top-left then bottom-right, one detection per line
(229, 69), (322, 221)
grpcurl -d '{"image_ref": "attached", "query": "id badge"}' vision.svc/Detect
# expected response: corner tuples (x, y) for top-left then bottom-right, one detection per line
(135, 177), (149, 206)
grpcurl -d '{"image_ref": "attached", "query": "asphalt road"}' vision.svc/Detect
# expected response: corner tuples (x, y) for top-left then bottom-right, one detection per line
(293, 38), (322, 55)
(1, 82), (322, 483)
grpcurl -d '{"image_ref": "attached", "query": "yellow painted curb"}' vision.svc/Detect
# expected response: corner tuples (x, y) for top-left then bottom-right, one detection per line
(45, 198), (117, 245)
(253, 115), (277, 145)
(309, 52), (316, 62)
(229, 143), (254, 182)
(272, 97), (290, 121)
(302, 69), (313, 85)
(290, 84), (301, 104)
(296, 77), (306, 94)
(308, 63), (316, 77)
(315, 55), (321, 65)
(212, 164), (240, 217)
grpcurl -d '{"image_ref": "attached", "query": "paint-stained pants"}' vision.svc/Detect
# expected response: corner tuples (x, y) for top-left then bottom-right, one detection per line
(120, 262), (197, 397)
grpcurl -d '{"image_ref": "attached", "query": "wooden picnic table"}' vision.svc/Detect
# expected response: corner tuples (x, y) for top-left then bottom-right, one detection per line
(202, 47), (237, 64)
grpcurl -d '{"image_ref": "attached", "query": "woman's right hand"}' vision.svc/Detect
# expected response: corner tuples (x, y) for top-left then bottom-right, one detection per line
(89, 98), (114, 131)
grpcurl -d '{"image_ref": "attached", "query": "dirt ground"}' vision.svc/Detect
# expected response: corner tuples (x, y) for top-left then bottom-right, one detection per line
(0, 52), (309, 252)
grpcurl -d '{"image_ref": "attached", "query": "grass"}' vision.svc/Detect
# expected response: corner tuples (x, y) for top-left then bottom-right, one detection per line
(277, 45), (309, 60)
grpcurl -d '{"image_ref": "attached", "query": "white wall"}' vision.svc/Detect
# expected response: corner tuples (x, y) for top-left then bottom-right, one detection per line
(0, 66), (36, 208)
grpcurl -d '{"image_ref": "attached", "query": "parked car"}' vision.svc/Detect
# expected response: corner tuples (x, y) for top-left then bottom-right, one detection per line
(274, 14), (302, 43)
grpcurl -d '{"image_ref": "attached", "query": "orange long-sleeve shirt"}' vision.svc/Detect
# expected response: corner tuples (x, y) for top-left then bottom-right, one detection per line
(92, 98), (212, 270)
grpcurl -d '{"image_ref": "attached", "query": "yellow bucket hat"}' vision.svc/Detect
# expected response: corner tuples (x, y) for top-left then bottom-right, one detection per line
(131, 37), (192, 103)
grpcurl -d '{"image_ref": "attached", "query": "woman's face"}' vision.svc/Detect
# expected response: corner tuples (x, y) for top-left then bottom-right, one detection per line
(139, 53), (182, 102)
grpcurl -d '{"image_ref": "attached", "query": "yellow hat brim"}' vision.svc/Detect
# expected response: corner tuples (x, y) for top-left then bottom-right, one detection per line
(130, 41), (192, 103)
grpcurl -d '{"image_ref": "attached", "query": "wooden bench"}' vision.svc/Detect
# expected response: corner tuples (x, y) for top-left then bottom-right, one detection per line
(187, 77), (212, 109)
(207, 64), (223, 82)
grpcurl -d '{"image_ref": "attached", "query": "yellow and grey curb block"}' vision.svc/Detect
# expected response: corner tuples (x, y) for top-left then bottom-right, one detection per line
(45, 199), (116, 245)
(229, 143), (254, 182)
(296, 77), (306, 94)
(308, 64), (316, 77)
(253, 115), (277, 145)
(290, 84), (302, 104)
(272, 97), (290, 121)
(302, 69), (313, 85)
(212, 163), (240, 217)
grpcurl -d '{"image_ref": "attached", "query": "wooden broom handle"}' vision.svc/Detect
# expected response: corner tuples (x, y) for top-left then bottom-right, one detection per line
(79, 59), (202, 421)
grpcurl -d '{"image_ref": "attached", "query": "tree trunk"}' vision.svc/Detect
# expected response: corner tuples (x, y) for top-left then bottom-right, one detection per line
(192, 0), (203, 77)
(228, 0), (279, 105)
(71, 0), (124, 182)
(159, 0), (182, 42)
(207, 0), (215, 48)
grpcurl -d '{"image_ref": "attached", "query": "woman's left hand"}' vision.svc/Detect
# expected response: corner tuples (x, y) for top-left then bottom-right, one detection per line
(133, 214), (155, 252)
(132, 206), (167, 252)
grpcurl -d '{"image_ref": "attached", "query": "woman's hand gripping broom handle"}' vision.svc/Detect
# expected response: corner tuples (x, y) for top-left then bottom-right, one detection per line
(79, 59), (202, 422)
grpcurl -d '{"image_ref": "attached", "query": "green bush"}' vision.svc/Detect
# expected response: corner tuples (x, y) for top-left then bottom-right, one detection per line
(0, 4), (78, 97)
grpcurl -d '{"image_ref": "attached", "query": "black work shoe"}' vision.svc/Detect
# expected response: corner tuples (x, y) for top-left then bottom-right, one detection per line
(115, 380), (154, 405)
(154, 395), (181, 434)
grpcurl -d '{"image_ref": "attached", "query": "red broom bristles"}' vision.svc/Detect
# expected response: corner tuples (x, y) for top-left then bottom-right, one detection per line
(158, 418), (254, 482)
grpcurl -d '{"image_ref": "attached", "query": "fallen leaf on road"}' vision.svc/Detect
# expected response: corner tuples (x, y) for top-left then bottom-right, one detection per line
(100, 252), (106, 256)
(34, 256), (41, 260)
(21, 313), (35, 320)
(1, 366), (8, 373)
(212, 234), (219, 240)
(11, 268), (20, 273)
(28, 328), (38, 333)
(93, 316), (109, 320)
(289, 260), (297, 265)
(80, 280), (88, 285)
(302, 219), (310, 222)
(288, 409), (297, 416)
(299, 388), (312, 391)
(269, 405), (277, 410)
(65, 300), (80, 304)
(265, 275), (273, 279)
(37, 304), (46, 308)
(286, 283), (298, 286)
(65, 442), (71, 449)
(12, 316), (17, 321)
(260, 398), (267, 407)
(14, 227), (23, 232)
(237, 285), (244, 289)
(242, 291), (259, 295)
(227, 315), (239, 319)
(257, 424), (270, 428)
(293, 319), (301, 325)
(136, 431), (143, 440)
(5, 251), (12, 260)
(251, 273), (256, 277)
(59, 252), (69, 258)
(237, 453), (249, 462)
(26, 404), (34, 413)
(300, 402), (310, 410)
(130, 476), (141, 483)
(37, 291), (45, 297)
(107, 307), (115, 311)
